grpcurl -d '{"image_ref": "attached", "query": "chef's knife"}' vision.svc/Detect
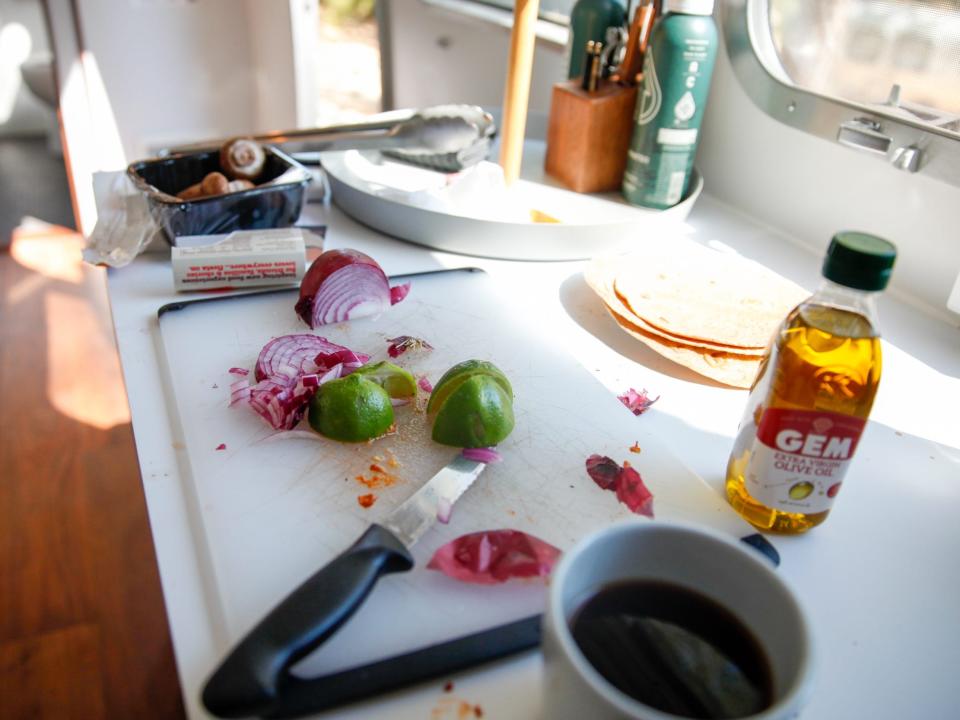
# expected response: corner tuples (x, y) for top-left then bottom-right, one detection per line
(202, 454), (488, 719)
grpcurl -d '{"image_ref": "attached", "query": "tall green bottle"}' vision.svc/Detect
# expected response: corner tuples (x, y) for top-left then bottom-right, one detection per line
(567, 0), (627, 79)
(622, 0), (717, 208)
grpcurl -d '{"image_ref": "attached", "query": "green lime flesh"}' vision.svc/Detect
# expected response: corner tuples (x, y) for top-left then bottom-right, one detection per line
(352, 360), (417, 398)
(427, 359), (513, 414)
(431, 374), (515, 448)
(308, 374), (394, 442)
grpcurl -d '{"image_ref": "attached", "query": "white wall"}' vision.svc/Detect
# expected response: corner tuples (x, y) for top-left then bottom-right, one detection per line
(47, 0), (310, 234)
(0, 0), (54, 137)
(62, 0), (307, 163)
(387, 0), (566, 114)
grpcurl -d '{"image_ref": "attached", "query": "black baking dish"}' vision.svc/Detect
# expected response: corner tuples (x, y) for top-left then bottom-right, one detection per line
(127, 145), (312, 244)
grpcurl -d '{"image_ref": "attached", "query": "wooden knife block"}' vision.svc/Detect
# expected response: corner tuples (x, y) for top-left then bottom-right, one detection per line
(545, 80), (638, 194)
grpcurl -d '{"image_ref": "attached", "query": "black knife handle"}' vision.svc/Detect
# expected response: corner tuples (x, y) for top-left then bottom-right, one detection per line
(202, 524), (414, 718)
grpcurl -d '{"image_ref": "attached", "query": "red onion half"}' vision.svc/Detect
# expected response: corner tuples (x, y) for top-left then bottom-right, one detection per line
(296, 249), (409, 328)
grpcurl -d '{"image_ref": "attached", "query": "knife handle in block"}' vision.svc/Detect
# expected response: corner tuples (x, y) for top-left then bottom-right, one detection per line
(202, 524), (414, 718)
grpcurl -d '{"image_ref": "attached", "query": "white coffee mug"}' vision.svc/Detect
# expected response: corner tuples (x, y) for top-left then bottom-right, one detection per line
(541, 520), (814, 720)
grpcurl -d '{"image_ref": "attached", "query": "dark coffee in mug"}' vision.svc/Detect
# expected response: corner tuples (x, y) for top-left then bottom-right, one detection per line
(570, 580), (773, 719)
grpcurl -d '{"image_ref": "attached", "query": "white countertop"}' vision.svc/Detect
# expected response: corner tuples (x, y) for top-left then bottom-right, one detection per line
(107, 192), (960, 720)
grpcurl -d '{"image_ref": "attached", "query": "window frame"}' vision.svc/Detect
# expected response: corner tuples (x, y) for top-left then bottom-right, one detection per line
(719, 0), (960, 188)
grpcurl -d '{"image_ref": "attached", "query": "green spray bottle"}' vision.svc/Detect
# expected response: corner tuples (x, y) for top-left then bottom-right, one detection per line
(622, 0), (717, 208)
(567, 0), (627, 79)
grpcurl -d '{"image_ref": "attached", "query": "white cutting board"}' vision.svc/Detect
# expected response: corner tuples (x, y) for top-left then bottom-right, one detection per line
(157, 268), (754, 679)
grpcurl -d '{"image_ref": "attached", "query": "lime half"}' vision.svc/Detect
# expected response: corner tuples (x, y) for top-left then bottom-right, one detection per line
(308, 374), (394, 442)
(432, 373), (514, 448)
(427, 359), (513, 414)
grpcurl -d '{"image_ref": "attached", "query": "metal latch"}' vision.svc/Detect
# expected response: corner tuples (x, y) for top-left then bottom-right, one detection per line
(890, 145), (922, 173)
(837, 118), (891, 155)
(837, 117), (923, 172)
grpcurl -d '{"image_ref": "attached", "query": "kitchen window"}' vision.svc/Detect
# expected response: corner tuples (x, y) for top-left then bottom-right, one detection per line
(768, 0), (960, 132)
(720, 0), (960, 187)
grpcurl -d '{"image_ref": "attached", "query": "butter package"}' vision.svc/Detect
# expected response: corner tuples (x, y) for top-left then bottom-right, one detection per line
(171, 228), (320, 292)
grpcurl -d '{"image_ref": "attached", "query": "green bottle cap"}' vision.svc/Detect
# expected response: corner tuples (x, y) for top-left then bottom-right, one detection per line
(822, 231), (896, 291)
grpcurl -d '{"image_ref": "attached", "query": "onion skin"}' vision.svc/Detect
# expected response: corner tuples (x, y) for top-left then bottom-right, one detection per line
(296, 248), (406, 328)
(427, 530), (561, 584)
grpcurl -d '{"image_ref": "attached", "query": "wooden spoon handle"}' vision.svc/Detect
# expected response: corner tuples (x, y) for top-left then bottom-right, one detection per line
(499, 0), (540, 186)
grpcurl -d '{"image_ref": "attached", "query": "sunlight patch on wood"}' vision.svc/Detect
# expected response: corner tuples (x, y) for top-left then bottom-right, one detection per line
(45, 291), (130, 430)
(10, 220), (84, 284)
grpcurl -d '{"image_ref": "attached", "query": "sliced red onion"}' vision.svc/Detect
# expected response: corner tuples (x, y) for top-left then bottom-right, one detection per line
(585, 454), (655, 517)
(215, 443), (227, 451)
(255, 334), (362, 382)
(427, 530), (561, 585)
(386, 335), (433, 359)
(390, 283), (411, 305)
(316, 365), (345, 385)
(228, 367), (249, 376)
(315, 348), (368, 371)
(617, 387), (660, 416)
(296, 248), (409, 328)
(418, 376), (433, 394)
(248, 376), (313, 430)
(229, 378), (252, 406)
(237, 334), (371, 430)
(461, 447), (502, 464)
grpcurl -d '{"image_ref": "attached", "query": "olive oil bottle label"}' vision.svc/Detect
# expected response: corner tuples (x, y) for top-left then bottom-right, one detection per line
(744, 408), (866, 514)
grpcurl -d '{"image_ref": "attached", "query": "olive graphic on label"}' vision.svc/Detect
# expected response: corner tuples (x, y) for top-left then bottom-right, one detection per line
(788, 481), (815, 500)
(827, 482), (842, 498)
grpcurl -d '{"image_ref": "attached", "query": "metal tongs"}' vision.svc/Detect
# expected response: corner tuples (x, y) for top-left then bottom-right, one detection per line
(170, 105), (496, 173)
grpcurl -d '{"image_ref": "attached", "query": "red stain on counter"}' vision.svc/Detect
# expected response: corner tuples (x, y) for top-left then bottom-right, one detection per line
(430, 697), (483, 720)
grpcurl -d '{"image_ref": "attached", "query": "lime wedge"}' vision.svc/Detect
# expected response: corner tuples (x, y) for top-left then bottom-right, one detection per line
(352, 360), (417, 398)
(308, 374), (394, 442)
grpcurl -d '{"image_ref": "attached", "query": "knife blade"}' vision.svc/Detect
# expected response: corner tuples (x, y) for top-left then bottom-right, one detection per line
(202, 455), (488, 719)
(381, 455), (486, 547)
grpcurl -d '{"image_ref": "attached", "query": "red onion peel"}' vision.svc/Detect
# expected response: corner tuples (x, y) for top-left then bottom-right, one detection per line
(427, 530), (561, 585)
(461, 447), (502, 464)
(585, 454), (655, 517)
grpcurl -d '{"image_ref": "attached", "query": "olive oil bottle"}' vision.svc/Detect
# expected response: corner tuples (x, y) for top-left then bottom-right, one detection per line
(725, 232), (897, 533)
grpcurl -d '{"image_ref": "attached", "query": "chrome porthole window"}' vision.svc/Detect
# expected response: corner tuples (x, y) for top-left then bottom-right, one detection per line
(720, 0), (960, 187)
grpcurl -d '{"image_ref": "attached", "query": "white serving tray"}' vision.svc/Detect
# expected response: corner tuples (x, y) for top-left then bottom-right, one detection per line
(321, 141), (703, 261)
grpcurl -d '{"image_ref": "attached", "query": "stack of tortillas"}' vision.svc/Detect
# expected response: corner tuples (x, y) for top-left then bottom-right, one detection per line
(585, 245), (810, 388)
